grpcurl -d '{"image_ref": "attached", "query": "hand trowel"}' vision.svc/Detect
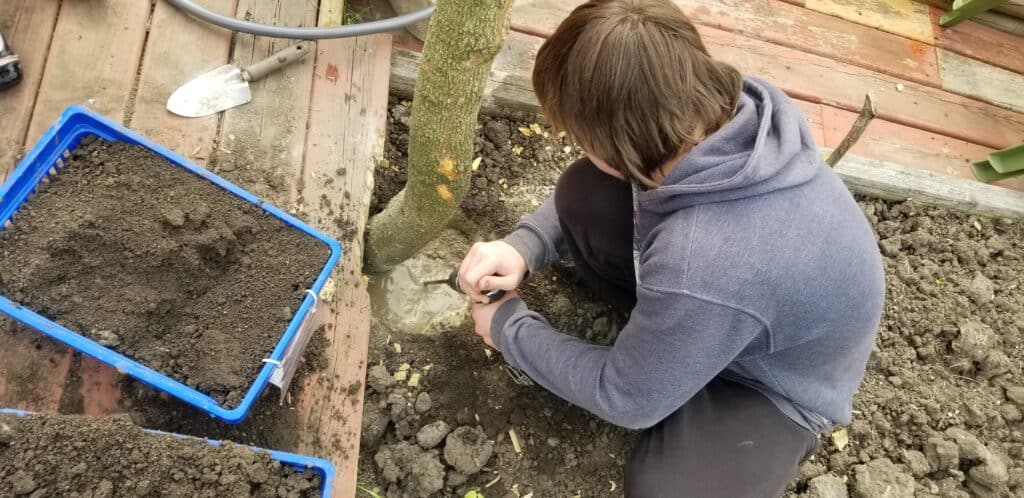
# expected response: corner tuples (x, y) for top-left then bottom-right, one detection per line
(167, 41), (314, 117)
(423, 269), (506, 304)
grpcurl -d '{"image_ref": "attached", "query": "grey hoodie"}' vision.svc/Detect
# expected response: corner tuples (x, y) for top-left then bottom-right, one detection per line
(494, 77), (885, 433)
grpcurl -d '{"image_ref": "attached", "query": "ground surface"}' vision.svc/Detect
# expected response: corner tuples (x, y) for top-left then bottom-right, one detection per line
(0, 411), (322, 497)
(356, 100), (1024, 497)
(0, 138), (327, 407)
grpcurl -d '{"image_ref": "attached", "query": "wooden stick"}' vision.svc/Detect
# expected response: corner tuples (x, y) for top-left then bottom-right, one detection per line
(827, 92), (877, 168)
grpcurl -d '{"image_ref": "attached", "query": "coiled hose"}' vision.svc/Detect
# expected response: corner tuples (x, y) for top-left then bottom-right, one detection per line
(164, 0), (434, 39)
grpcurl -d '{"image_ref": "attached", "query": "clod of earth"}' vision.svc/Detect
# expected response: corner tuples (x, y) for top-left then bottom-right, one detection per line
(373, 441), (445, 498)
(367, 364), (396, 393)
(416, 420), (451, 449)
(967, 272), (996, 305)
(851, 458), (914, 498)
(1006, 385), (1024, 405)
(443, 426), (494, 475)
(805, 473), (848, 498)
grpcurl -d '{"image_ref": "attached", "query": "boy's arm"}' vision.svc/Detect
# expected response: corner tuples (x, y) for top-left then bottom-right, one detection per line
(501, 195), (568, 274)
(489, 284), (765, 430)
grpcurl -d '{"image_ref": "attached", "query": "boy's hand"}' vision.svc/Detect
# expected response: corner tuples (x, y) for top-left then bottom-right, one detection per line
(457, 241), (527, 302)
(471, 290), (520, 349)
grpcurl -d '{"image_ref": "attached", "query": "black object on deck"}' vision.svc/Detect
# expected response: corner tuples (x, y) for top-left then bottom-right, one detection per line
(0, 30), (22, 91)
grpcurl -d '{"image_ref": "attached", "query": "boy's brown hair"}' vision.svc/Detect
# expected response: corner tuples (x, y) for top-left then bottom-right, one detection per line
(533, 0), (742, 187)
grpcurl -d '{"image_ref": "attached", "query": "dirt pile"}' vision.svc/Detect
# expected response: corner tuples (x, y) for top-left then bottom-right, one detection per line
(0, 412), (322, 497)
(0, 137), (328, 407)
(362, 100), (1024, 497)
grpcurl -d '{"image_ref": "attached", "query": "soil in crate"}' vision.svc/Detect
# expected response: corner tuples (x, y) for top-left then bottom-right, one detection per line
(0, 411), (322, 497)
(0, 137), (329, 407)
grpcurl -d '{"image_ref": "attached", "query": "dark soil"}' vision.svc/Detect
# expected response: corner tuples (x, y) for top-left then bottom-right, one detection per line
(358, 99), (1024, 497)
(0, 137), (329, 407)
(0, 411), (322, 497)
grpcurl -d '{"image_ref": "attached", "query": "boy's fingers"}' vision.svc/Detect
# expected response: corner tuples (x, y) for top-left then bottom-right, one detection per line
(480, 274), (518, 291)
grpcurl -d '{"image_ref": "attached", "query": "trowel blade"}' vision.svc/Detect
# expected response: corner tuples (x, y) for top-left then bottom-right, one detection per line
(166, 64), (251, 117)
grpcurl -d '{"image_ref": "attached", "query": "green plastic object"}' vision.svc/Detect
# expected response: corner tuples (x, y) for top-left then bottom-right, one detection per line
(972, 143), (1024, 183)
(940, 0), (1006, 27)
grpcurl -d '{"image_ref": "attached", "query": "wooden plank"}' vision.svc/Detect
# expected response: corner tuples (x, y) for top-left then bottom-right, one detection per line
(937, 48), (1024, 114)
(292, 5), (392, 496)
(694, 26), (1024, 151)
(25, 0), (151, 146)
(511, 0), (942, 87)
(76, 356), (123, 416)
(213, 0), (318, 207)
(794, 99), (826, 146)
(834, 152), (1024, 219)
(804, 0), (935, 43)
(820, 105), (1024, 190)
(931, 6), (1024, 75)
(0, 326), (73, 412)
(129, 0), (238, 162)
(394, 29), (1024, 151)
(0, 1), (60, 175)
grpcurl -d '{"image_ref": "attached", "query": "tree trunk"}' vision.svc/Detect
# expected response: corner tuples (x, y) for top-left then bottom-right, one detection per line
(365, 0), (513, 272)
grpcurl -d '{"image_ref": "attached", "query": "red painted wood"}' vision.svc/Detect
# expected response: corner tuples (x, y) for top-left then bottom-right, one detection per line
(931, 6), (1024, 76)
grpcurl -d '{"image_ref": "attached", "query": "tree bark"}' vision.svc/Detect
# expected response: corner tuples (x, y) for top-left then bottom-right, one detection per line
(365, 0), (513, 272)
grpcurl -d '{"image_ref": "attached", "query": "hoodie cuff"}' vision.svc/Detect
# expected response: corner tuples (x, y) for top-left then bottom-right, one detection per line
(490, 297), (528, 352)
(502, 226), (548, 274)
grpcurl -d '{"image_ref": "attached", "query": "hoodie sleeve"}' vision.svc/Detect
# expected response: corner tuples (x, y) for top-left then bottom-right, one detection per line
(501, 195), (569, 273)
(490, 285), (766, 430)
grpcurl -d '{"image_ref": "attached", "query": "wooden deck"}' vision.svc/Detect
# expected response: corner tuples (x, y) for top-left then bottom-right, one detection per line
(0, 1), (388, 496)
(2, 0), (1024, 496)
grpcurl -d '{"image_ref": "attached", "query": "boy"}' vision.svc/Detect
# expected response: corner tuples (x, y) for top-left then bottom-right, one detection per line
(458, 0), (885, 495)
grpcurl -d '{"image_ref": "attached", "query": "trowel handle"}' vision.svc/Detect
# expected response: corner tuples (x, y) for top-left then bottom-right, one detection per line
(242, 41), (315, 82)
(448, 270), (507, 303)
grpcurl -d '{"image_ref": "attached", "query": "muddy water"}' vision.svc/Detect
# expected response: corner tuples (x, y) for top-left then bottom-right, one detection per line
(368, 242), (470, 335)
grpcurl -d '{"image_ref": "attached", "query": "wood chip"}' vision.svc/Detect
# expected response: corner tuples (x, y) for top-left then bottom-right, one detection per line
(407, 372), (421, 388)
(529, 123), (543, 135)
(509, 428), (522, 454)
(394, 370), (408, 382)
(484, 476), (502, 488)
(512, 145), (524, 155)
(471, 157), (482, 171)
(518, 126), (533, 137)
(523, 493), (533, 498)
(398, 363), (411, 371)
(831, 427), (849, 451)
(393, 343), (402, 354)
(609, 481), (617, 492)
(895, 83), (905, 92)
(484, 348), (493, 359)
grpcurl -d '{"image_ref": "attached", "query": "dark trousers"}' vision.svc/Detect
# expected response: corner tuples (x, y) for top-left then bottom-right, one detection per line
(553, 158), (819, 497)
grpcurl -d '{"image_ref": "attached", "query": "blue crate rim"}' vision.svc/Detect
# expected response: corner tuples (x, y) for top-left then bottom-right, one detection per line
(0, 105), (343, 423)
(0, 408), (335, 497)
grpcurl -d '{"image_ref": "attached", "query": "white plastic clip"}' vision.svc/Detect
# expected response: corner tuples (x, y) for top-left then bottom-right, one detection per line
(261, 358), (283, 368)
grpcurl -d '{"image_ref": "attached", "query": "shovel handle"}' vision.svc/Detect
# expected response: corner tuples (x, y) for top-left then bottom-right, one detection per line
(242, 41), (314, 82)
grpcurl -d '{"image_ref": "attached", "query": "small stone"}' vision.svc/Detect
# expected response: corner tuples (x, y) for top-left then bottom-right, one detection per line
(162, 206), (186, 227)
(799, 461), (827, 481)
(10, 470), (37, 495)
(925, 437), (960, 471)
(360, 403), (390, 451)
(878, 238), (902, 257)
(999, 403), (1022, 423)
(967, 272), (995, 305)
(92, 330), (120, 347)
(806, 474), (849, 498)
(416, 421), (451, 449)
(902, 449), (930, 477)
(1006, 386), (1024, 405)
(446, 470), (468, 488)
(946, 427), (989, 461)
(954, 321), (996, 362)
(367, 365), (395, 393)
(852, 458), (914, 498)
(414, 392), (432, 413)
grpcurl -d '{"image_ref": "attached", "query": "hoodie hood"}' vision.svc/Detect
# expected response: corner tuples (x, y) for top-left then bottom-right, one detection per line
(638, 77), (821, 215)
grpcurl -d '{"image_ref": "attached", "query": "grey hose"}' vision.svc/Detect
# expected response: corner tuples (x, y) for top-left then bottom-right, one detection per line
(165, 0), (434, 39)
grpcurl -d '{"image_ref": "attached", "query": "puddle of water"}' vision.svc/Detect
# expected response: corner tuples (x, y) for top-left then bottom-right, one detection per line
(368, 253), (470, 335)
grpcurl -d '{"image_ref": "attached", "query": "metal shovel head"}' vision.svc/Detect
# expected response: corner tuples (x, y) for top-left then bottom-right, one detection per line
(167, 64), (251, 117)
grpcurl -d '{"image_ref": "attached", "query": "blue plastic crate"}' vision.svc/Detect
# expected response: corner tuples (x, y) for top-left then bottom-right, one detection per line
(0, 105), (342, 423)
(0, 408), (336, 497)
